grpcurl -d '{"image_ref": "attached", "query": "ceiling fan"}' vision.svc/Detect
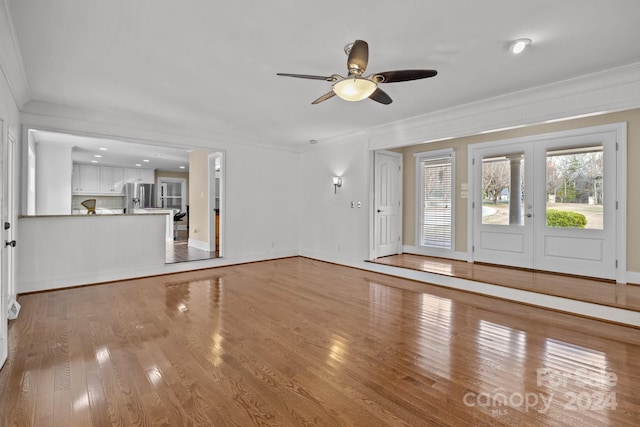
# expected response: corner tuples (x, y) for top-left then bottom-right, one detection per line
(277, 39), (437, 105)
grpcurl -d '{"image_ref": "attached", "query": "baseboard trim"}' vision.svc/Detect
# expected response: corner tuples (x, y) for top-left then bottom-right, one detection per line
(402, 245), (468, 261)
(188, 238), (210, 251)
(626, 271), (640, 285)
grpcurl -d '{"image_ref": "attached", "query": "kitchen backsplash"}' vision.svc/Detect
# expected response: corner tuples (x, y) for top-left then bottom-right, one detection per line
(72, 195), (125, 212)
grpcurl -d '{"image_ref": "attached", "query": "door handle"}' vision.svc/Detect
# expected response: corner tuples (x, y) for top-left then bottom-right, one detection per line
(377, 209), (383, 213)
(5, 240), (16, 247)
(526, 213), (532, 218)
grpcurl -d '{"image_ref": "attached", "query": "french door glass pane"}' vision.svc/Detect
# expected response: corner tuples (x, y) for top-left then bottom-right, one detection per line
(545, 145), (603, 230)
(481, 155), (525, 226)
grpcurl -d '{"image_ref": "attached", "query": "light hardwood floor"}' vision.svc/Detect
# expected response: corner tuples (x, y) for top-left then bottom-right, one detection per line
(1, 257), (639, 426)
(370, 253), (640, 312)
(166, 240), (217, 263)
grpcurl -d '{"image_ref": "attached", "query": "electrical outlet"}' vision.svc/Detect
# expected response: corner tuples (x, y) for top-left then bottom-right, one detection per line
(357, 201), (362, 208)
(351, 201), (355, 208)
(461, 183), (468, 191)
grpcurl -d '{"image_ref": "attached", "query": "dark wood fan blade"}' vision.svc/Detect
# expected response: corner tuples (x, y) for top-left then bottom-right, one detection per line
(347, 40), (369, 74)
(277, 73), (334, 81)
(374, 69), (437, 83)
(369, 88), (392, 105)
(311, 91), (336, 105)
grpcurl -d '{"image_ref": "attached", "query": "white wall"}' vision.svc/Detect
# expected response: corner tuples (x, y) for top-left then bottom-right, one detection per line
(225, 143), (299, 260)
(298, 137), (371, 266)
(35, 143), (72, 215)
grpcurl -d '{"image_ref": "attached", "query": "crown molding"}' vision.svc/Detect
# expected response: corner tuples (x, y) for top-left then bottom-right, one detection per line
(0, 0), (30, 108)
(367, 62), (640, 150)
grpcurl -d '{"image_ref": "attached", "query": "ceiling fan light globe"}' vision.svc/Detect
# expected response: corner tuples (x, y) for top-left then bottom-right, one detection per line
(332, 78), (377, 101)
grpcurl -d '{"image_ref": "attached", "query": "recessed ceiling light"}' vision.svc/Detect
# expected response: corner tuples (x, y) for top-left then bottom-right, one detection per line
(94, 154), (102, 158)
(135, 164), (142, 167)
(99, 147), (108, 151)
(142, 159), (150, 162)
(91, 160), (98, 163)
(505, 38), (532, 54)
(179, 166), (185, 169)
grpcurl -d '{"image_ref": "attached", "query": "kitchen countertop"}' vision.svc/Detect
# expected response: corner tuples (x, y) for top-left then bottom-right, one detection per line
(20, 213), (171, 219)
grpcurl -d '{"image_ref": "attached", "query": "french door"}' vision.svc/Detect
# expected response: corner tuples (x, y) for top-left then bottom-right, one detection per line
(472, 127), (619, 280)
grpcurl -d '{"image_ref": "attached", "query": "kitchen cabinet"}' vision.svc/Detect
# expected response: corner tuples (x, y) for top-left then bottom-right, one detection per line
(72, 164), (100, 194)
(124, 167), (155, 184)
(100, 166), (124, 193)
(73, 164), (153, 195)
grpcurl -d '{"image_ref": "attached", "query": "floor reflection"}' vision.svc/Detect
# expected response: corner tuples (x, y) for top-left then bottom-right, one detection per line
(4, 257), (638, 426)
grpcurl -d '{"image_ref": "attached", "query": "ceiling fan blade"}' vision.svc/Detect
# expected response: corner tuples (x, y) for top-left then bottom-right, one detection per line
(369, 88), (392, 105)
(277, 73), (334, 81)
(373, 69), (438, 83)
(311, 91), (336, 105)
(347, 40), (369, 74)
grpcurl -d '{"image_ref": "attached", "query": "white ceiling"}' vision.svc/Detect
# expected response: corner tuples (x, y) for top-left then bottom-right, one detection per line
(8, 1), (640, 152)
(30, 129), (190, 172)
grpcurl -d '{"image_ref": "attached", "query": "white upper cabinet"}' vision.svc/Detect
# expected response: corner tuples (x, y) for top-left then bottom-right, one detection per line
(124, 167), (155, 184)
(73, 164), (153, 195)
(100, 166), (124, 193)
(72, 164), (100, 194)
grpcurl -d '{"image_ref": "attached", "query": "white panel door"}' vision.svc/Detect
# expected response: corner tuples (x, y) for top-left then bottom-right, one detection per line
(472, 128), (618, 280)
(374, 151), (402, 258)
(534, 132), (617, 279)
(472, 143), (534, 269)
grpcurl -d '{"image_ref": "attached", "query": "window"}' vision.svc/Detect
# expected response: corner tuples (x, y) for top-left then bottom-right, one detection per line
(546, 145), (603, 230)
(158, 178), (187, 211)
(416, 149), (455, 250)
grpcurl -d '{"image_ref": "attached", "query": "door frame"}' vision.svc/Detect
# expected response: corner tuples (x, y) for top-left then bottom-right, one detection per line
(208, 151), (224, 254)
(370, 150), (403, 259)
(0, 118), (12, 368)
(467, 122), (627, 283)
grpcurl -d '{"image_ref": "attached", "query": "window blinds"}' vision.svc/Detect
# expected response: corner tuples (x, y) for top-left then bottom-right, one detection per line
(420, 156), (452, 248)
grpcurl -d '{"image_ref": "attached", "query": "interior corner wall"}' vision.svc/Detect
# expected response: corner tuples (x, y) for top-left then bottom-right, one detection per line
(35, 143), (72, 215)
(0, 71), (21, 145)
(399, 108), (640, 271)
(188, 150), (210, 245)
(223, 144), (299, 260)
(298, 138), (371, 266)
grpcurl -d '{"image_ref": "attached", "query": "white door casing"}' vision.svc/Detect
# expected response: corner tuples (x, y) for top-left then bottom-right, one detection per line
(0, 121), (12, 368)
(208, 152), (224, 254)
(374, 151), (402, 258)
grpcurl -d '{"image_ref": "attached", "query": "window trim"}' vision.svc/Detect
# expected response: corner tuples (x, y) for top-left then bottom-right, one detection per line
(415, 148), (456, 253)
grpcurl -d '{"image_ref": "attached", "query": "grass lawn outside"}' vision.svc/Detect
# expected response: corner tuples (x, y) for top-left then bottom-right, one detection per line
(482, 202), (603, 229)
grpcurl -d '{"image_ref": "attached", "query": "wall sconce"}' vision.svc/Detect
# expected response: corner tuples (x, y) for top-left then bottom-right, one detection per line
(332, 176), (342, 194)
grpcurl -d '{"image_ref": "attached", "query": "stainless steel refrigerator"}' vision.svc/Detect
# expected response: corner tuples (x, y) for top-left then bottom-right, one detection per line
(124, 183), (155, 213)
